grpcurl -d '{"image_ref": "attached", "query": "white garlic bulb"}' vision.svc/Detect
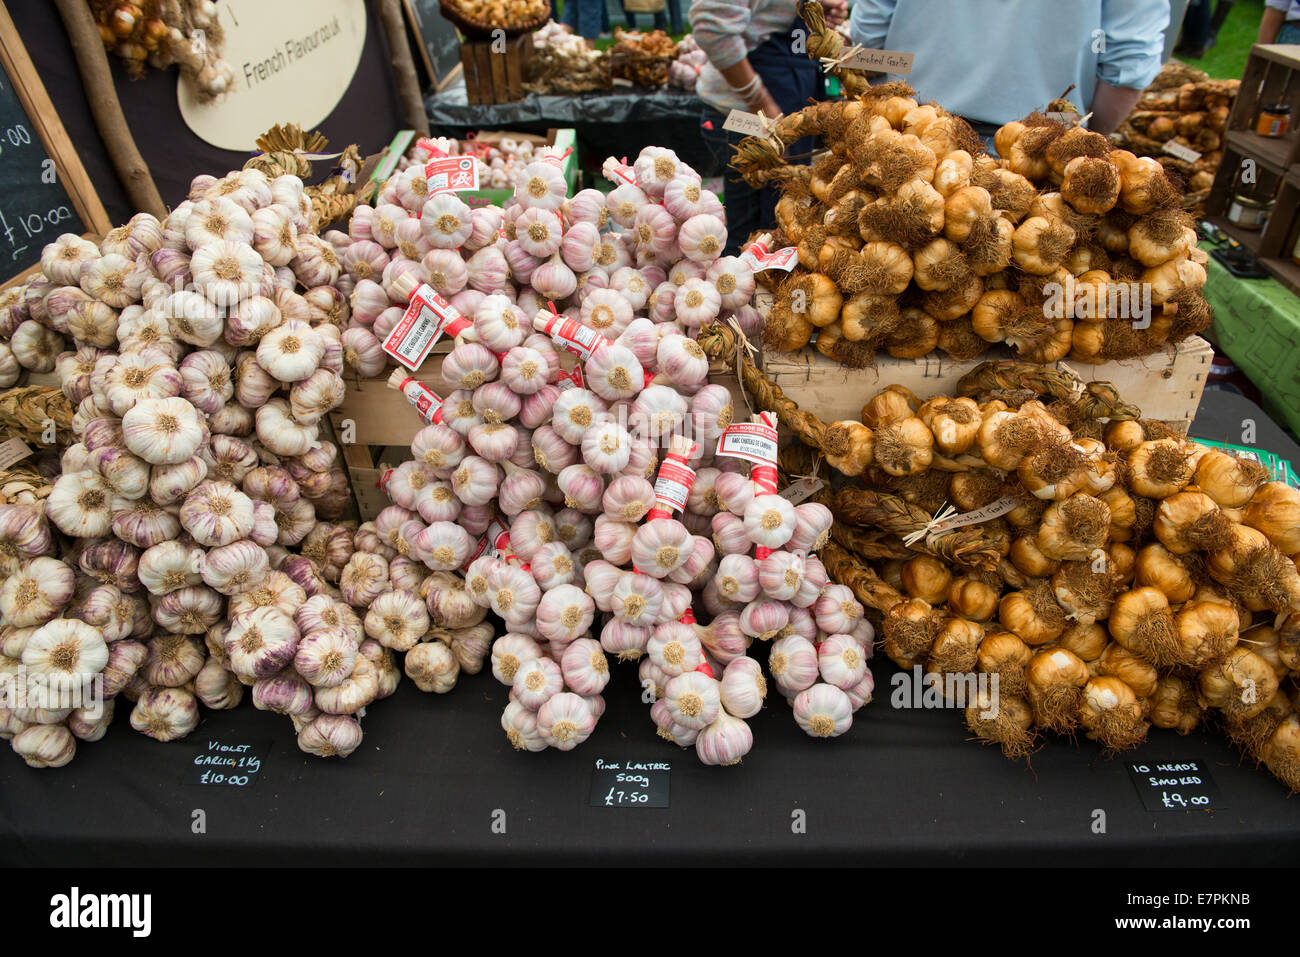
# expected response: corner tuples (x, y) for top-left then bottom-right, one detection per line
(180, 481), (256, 547)
(22, 618), (108, 694)
(256, 318), (324, 382)
(0, 557), (75, 627)
(363, 589), (429, 652)
(405, 640), (459, 693)
(11, 724), (76, 768)
(130, 687), (200, 741)
(122, 396), (205, 465)
(45, 471), (114, 538)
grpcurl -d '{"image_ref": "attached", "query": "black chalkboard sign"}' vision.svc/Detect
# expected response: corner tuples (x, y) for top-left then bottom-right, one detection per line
(404, 0), (464, 92)
(589, 758), (672, 807)
(1126, 759), (1224, 812)
(0, 6), (110, 286)
(185, 737), (271, 787)
(0, 73), (84, 278)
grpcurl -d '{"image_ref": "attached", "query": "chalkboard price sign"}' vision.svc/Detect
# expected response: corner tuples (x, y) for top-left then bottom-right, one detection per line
(187, 738), (270, 787)
(1126, 759), (1224, 812)
(589, 758), (671, 808)
(0, 79), (83, 277)
(0, 7), (109, 285)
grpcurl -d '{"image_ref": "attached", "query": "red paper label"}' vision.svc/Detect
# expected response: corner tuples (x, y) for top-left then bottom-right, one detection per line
(377, 469), (394, 495)
(424, 155), (479, 193)
(395, 377), (446, 425)
(554, 364), (585, 391)
(716, 420), (779, 468)
(382, 284), (470, 370)
(651, 458), (696, 515)
(539, 313), (604, 362)
(739, 240), (798, 273)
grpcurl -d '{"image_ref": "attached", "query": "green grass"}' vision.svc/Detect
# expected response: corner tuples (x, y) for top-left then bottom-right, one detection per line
(1174, 0), (1264, 79)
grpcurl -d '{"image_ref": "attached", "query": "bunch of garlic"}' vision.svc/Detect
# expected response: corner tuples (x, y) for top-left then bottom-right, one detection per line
(0, 163), (376, 767)
(362, 147), (781, 756)
(335, 142), (758, 382)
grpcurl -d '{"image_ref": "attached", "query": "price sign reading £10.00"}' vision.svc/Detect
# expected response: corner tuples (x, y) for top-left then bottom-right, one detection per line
(186, 738), (270, 787)
(589, 758), (671, 807)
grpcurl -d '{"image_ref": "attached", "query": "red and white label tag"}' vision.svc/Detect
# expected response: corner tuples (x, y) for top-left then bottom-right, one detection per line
(377, 468), (395, 497)
(395, 377), (445, 425)
(652, 458), (696, 514)
(540, 314), (604, 362)
(716, 420), (779, 467)
(424, 155), (479, 193)
(539, 147), (572, 169)
(740, 240), (798, 273)
(382, 283), (470, 370)
(604, 156), (637, 187)
(554, 364), (585, 391)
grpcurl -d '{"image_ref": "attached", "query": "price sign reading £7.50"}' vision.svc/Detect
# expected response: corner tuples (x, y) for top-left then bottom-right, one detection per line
(589, 758), (671, 807)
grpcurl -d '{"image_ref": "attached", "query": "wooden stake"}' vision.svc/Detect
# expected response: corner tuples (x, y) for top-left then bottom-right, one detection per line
(52, 0), (165, 218)
(376, 0), (430, 136)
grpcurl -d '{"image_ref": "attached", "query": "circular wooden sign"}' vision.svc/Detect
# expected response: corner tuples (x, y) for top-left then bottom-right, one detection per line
(178, 0), (368, 151)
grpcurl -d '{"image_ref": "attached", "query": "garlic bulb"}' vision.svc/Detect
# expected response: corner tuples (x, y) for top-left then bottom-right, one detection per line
(224, 607), (300, 678)
(192, 240), (264, 307)
(792, 683), (854, 738)
(130, 687), (200, 742)
(180, 481), (255, 547)
(22, 618), (108, 693)
(46, 471), (114, 538)
(537, 692), (597, 750)
(12, 724), (76, 768)
(297, 713), (364, 758)
(0, 557), (75, 627)
(512, 656), (563, 710)
(364, 589), (430, 652)
(256, 318), (323, 382)
(502, 699), (548, 751)
(122, 396), (205, 465)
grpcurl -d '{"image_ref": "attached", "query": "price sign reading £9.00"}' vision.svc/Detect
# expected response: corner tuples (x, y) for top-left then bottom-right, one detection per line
(589, 758), (671, 808)
(1126, 760), (1224, 812)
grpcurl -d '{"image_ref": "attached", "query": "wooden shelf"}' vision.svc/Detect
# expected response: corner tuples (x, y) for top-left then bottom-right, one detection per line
(1207, 214), (1266, 254)
(1224, 129), (1299, 175)
(1251, 43), (1300, 70)
(1260, 256), (1300, 296)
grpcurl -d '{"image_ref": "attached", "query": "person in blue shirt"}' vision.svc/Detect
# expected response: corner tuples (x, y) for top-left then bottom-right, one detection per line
(849, 0), (1170, 139)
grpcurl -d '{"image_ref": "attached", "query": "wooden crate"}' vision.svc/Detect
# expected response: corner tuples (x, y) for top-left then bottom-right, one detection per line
(330, 350), (746, 522)
(762, 336), (1214, 432)
(459, 32), (533, 105)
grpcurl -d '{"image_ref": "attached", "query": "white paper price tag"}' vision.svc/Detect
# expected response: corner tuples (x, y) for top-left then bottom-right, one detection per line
(0, 437), (32, 469)
(723, 109), (771, 138)
(840, 48), (914, 75)
(1162, 141), (1203, 163)
(780, 478), (824, 505)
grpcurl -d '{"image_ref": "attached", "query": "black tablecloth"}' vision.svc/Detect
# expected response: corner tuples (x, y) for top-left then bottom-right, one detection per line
(3, 392), (1299, 867)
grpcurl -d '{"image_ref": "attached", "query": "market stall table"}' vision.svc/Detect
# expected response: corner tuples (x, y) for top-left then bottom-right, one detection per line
(2, 391), (1298, 868)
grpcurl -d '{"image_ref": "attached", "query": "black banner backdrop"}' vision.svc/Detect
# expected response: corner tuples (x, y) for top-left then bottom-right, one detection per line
(9, 1), (406, 225)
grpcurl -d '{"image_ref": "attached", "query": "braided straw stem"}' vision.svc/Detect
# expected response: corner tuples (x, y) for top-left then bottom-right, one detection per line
(821, 540), (906, 614)
(830, 523), (913, 561)
(832, 487), (1006, 570)
(698, 322), (830, 451)
(0, 386), (75, 446)
(799, 0), (872, 97)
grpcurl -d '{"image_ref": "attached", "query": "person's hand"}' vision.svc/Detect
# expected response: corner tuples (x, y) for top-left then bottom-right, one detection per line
(820, 0), (848, 28)
(754, 88), (782, 120)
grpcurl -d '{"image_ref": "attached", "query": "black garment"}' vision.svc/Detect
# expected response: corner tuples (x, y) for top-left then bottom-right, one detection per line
(698, 19), (824, 254)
